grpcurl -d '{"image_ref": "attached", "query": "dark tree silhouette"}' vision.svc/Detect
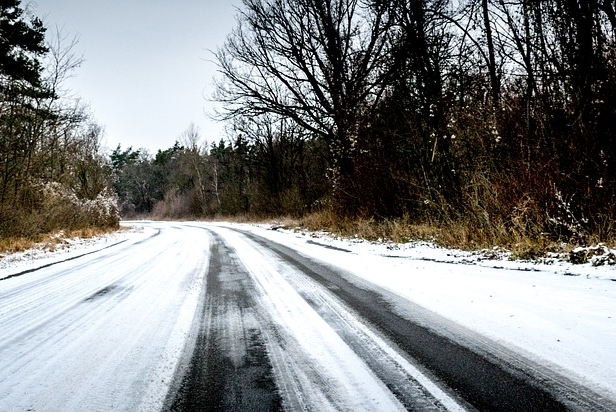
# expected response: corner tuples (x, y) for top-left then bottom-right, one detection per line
(215, 0), (397, 214)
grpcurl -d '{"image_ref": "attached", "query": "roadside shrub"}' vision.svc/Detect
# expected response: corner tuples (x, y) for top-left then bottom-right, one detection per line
(0, 181), (119, 240)
(37, 182), (119, 231)
(152, 190), (194, 219)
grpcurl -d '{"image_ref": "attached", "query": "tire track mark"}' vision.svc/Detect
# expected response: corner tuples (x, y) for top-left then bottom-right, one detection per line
(166, 234), (282, 412)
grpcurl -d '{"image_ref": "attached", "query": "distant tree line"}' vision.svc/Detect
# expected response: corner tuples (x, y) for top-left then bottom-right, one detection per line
(111, 121), (329, 218)
(0, 1), (118, 239)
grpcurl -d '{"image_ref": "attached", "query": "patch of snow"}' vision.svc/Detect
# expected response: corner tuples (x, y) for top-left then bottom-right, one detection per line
(0, 221), (210, 411)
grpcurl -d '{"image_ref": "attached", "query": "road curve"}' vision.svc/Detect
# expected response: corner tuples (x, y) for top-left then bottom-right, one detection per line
(1, 221), (614, 411)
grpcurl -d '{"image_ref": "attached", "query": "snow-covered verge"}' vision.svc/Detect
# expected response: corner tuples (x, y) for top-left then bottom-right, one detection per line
(0, 222), (149, 281)
(259, 224), (616, 281)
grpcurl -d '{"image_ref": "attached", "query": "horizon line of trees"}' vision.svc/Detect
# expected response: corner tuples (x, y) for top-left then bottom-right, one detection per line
(110, 120), (329, 219)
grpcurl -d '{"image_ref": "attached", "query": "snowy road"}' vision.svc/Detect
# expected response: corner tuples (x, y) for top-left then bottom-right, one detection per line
(1, 222), (615, 411)
(0, 224), (210, 411)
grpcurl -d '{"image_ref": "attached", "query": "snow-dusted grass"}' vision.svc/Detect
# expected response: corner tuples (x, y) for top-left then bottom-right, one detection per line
(0, 182), (120, 245)
(0, 223), (146, 280)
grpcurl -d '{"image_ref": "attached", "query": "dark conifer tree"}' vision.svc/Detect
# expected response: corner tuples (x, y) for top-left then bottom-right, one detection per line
(0, 0), (49, 96)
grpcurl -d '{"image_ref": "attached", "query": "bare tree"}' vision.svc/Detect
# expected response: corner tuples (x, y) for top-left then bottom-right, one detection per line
(482, 0), (499, 106)
(179, 123), (209, 214)
(215, 0), (396, 213)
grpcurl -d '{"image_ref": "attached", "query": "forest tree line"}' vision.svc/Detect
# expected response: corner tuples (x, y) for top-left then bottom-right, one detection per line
(113, 0), (616, 245)
(3, 0), (616, 247)
(110, 121), (329, 219)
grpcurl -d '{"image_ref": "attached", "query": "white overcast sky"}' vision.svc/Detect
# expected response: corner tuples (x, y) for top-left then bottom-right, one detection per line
(34, 0), (239, 154)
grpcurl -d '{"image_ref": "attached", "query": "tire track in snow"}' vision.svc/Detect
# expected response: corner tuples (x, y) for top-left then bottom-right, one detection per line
(165, 233), (282, 411)
(204, 226), (440, 411)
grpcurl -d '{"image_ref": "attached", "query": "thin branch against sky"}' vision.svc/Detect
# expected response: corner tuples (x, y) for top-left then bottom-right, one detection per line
(35, 0), (239, 153)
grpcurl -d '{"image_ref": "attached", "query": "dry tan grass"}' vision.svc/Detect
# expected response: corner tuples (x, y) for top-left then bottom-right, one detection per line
(0, 227), (120, 255)
(285, 210), (588, 257)
(0, 237), (38, 254)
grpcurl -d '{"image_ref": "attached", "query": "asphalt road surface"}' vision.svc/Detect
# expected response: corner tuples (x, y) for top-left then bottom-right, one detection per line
(1, 222), (613, 411)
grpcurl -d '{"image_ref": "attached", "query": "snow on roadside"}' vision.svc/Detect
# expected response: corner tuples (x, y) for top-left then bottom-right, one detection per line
(0, 222), (152, 280)
(255, 224), (616, 281)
